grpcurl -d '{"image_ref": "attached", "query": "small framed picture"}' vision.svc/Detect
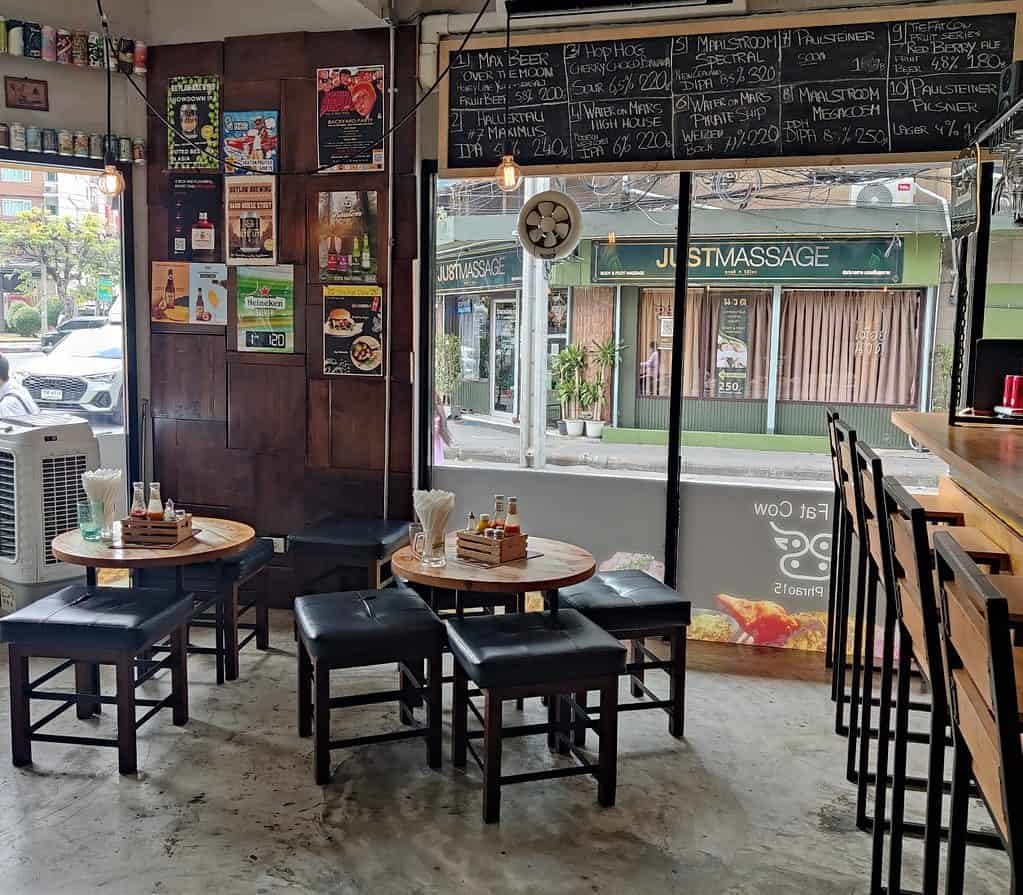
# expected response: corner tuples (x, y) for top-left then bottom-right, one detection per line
(5, 76), (49, 111)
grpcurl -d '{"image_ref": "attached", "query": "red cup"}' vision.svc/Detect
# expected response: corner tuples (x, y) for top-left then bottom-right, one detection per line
(1012, 375), (1023, 409)
(1005, 374), (1016, 407)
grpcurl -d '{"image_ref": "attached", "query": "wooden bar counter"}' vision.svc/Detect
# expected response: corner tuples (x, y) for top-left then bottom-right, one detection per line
(893, 411), (1023, 572)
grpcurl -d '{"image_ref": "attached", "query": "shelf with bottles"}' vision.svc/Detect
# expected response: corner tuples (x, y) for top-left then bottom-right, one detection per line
(0, 20), (146, 75)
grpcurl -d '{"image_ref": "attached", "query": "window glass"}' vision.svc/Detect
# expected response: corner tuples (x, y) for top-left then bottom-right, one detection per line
(1, 168), (31, 183)
(2, 198), (33, 216)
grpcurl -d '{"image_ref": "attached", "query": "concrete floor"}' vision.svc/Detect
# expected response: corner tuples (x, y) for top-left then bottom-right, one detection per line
(0, 614), (1009, 894)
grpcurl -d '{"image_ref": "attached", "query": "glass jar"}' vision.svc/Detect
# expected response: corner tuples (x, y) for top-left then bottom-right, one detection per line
(130, 481), (147, 517)
(147, 482), (163, 520)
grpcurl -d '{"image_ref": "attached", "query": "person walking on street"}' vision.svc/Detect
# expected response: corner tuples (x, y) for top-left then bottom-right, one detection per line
(0, 354), (39, 416)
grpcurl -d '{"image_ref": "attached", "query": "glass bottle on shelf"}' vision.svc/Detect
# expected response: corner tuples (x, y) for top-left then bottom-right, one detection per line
(361, 233), (371, 271)
(130, 481), (147, 518)
(505, 497), (521, 535)
(147, 482), (163, 520)
(493, 495), (506, 530)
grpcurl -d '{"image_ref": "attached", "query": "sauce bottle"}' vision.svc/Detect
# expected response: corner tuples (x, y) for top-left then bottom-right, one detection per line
(505, 497), (521, 535)
(493, 495), (506, 530)
(147, 482), (164, 520)
(130, 481), (147, 518)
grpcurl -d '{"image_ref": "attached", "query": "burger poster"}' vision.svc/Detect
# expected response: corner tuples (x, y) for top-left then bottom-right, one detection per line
(225, 175), (277, 266)
(237, 265), (295, 353)
(167, 75), (220, 170)
(323, 285), (384, 377)
(316, 65), (385, 173)
(316, 191), (378, 284)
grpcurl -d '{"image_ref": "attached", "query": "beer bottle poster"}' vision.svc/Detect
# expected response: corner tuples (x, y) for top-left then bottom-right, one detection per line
(223, 110), (279, 175)
(151, 261), (190, 323)
(316, 65), (385, 173)
(225, 175), (277, 266)
(167, 75), (220, 170)
(168, 174), (221, 262)
(237, 265), (295, 353)
(323, 285), (384, 377)
(188, 263), (228, 325)
(715, 296), (749, 398)
(316, 191), (378, 283)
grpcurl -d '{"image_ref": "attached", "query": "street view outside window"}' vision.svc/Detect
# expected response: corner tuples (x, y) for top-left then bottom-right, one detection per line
(0, 163), (126, 441)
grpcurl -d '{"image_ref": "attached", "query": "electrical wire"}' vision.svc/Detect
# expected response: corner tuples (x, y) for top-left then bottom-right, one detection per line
(96, 0), (493, 176)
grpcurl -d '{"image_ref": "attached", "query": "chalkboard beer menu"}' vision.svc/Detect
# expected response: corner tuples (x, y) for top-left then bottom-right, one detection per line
(444, 11), (1016, 172)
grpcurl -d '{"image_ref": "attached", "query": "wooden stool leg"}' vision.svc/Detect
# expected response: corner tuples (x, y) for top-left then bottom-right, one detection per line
(573, 690), (587, 747)
(213, 597), (226, 686)
(170, 627), (189, 726)
(9, 645), (31, 767)
(670, 628), (687, 737)
(314, 660), (331, 785)
(427, 651), (443, 770)
(452, 662), (468, 768)
(297, 639), (312, 737)
(115, 655), (137, 775)
(515, 594), (525, 711)
(74, 661), (100, 719)
(630, 639), (645, 698)
(224, 584), (240, 682)
(483, 689), (503, 824)
(598, 679), (618, 808)
(256, 604), (270, 650)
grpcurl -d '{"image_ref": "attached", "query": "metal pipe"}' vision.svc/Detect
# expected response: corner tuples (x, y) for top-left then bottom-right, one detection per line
(383, 19), (397, 517)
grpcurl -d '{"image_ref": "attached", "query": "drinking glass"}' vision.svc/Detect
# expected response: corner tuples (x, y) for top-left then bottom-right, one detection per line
(77, 501), (101, 541)
(409, 522), (446, 568)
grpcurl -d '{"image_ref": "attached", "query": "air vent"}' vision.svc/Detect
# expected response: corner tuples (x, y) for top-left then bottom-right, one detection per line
(0, 450), (15, 561)
(41, 454), (87, 564)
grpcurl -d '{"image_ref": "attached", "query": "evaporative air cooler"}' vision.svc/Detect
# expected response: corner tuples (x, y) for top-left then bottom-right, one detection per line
(0, 413), (100, 614)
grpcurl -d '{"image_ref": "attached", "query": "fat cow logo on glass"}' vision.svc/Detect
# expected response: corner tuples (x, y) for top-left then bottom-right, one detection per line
(769, 522), (831, 582)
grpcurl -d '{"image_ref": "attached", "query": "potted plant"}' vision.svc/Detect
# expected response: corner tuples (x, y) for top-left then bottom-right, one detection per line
(587, 338), (627, 438)
(551, 343), (587, 435)
(434, 333), (462, 419)
(555, 375), (582, 435)
(578, 380), (602, 437)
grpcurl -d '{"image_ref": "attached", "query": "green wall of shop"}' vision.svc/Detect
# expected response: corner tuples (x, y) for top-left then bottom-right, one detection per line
(983, 284), (1023, 338)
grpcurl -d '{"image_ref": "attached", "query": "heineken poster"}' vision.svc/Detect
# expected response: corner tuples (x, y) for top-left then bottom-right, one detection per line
(237, 265), (295, 353)
(323, 285), (384, 377)
(151, 261), (190, 323)
(715, 296), (749, 398)
(223, 110), (279, 175)
(188, 263), (228, 325)
(167, 75), (220, 170)
(316, 65), (385, 173)
(315, 191), (378, 283)
(225, 176), (277, 266)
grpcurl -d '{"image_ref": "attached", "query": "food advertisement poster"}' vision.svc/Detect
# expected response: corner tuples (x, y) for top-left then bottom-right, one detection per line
(168, 174), (222, 262)
(167, 75), (220, 170)
(323, 285), (384, 377)
(715, 296), (749, 398)
(225, 175), (277, 265)
(223, 109), (279, 175)
(237, 265), (295, 353)
(315, 191), (377, 283)
(151, 261), (190, 323)
(315, 65), (385, 173)
(189, 263), (228, 325)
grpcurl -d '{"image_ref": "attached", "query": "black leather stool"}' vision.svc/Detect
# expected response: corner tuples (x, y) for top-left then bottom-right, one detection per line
(138, 538), (274, 682)
(294, 587), (445, 785)
(557, 570), (690, 741)
(0, 585), (193, 774)
(288, 518), (409, 591)
(447, 609), (626, 823)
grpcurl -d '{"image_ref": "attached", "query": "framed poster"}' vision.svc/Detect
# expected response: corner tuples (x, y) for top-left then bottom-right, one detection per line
(167, 75), (221, 170)
(151, 261), (190, 323)
(223, 110), (279, 175)
(225, 175), (277, 265)
(237, 265), (295, 352)
(323, 285), (384, 377)
(5, 76), (48, 111)
(315, 191), (377, 283)
(315, 65), (385, 173)
(169, 174), (221, 262)
(189, 263), (228, 325)
(715, 296), (749, 398)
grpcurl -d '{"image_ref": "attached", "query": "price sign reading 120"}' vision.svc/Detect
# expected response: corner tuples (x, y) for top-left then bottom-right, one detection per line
(246, 331), (287, 349)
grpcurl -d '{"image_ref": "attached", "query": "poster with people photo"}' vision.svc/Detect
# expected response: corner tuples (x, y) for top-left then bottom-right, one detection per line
(316, 191), (377, 283)
(223, 110), (279, 175)
(167, 75), (220, 170)
(168, 174), (221, 262)
(323, 285), (385, 377)
(237, 265), (295, 353)
(189, 263), (228, 325)
(315, 65), (385, 173)
(225, 176), (277, 265)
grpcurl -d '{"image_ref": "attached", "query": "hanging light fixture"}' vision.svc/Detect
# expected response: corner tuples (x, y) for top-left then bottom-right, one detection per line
(98, 163), (125, 198)
(494, 9), (520, 193)
(97, 9), (124, 198)
(607, 230), (617, 245)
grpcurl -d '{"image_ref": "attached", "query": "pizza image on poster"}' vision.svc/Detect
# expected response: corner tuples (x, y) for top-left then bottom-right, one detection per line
(323, 285), (384, 377)
(168, 75), (220, 170)
(316, 65), (385, 173)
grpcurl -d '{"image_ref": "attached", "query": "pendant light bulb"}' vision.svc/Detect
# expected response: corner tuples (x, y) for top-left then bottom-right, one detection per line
(98, 163), (125, 198)
(608, 230), (617, 245)
(495, 154), (522, 193)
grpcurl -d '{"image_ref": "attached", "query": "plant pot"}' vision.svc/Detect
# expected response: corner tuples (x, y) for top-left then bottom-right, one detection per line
(564, 419), (585, 437)
(585, 420), (605, 438)
(557, 419), (567, 436)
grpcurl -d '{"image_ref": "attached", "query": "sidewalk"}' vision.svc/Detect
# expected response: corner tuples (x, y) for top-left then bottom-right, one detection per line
(0, 335), (40, 353)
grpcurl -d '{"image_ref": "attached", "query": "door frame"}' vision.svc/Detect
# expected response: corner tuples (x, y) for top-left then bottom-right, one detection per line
(490, 293), (520, 417)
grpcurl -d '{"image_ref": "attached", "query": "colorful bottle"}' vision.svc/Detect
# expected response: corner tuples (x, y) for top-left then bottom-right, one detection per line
(476, 513), (490, 534)
(147, 482), (163, 520)
(361, 234), (371, 271)
(505, 497), (521, 535)
(195, 288), (206, 321)
(493, 495), (506, 530)
(339, 238), (349, 275)
(191, 211), (215, 258)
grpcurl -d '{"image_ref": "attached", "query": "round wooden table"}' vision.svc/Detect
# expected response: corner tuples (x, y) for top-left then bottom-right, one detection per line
(391, 534), (596, 612)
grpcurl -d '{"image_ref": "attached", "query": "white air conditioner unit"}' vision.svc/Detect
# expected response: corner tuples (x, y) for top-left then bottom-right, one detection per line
(0, 413), (100, 614)
(850, 178), (917, 208)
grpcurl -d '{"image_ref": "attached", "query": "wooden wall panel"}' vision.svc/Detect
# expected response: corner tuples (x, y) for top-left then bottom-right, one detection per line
(227, 360), (307, 454)
(222, 79), (282, 111)
(307, 380), (331, 468)
(151, 332), (227, 420)
(281, 78), (317, 174)
(278, 176), (307, 265)
(224, 33), (308, 81)
(330, 379), (387, 471)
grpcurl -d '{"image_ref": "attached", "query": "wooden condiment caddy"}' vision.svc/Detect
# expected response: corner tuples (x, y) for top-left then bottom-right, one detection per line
(456, 529), (528, 565)
(121, 513), (193, 547)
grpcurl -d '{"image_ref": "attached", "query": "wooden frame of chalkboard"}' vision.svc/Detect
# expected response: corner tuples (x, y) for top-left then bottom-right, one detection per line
(439, 0), (1022, 177)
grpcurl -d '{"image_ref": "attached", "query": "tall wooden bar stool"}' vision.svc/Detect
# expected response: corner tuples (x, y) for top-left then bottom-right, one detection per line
(294, 587), (444, 784)
(1, 585), (193, 775)
(933, 532), (1023, 895)
(447, 609), (625, 823)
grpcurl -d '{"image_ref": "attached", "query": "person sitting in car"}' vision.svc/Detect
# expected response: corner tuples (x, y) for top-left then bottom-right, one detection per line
(0, 353), (39, 416)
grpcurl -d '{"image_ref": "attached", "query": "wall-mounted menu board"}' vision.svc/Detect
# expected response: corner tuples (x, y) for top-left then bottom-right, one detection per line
(441, 4), (1019, 174)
